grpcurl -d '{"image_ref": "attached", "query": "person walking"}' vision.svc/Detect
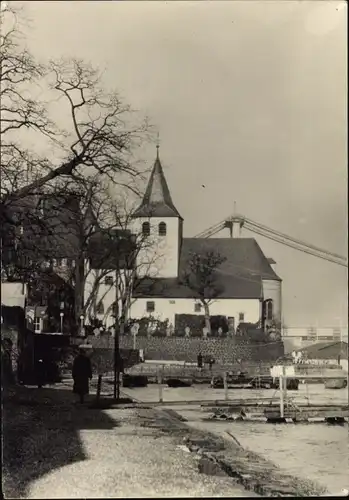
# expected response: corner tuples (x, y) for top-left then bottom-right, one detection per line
(72, 348), (93, 404)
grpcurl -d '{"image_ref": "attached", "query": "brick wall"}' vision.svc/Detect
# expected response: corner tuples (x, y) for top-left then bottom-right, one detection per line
(117, 336), (284, 364)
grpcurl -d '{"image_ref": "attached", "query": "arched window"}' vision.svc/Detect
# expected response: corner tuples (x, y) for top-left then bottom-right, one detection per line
(158, 222), (167, 236)
(266, 300), (273, 321)
(142, 222), (150, 236)
(96, 301), (104, 315)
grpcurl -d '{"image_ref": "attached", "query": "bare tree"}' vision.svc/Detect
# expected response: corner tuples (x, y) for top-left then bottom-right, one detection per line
(181, 251), (227, 334)
(83, 195), (163, 332)
(1, 5), (56, 200)
(1, 5), (150, 226)
(0, 4), (153, 336)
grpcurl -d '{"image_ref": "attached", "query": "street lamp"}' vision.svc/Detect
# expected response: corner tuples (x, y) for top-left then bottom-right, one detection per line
(80, 315), (84, 336)
(131, 323), (139, 350)
(59, 312), (64, 333)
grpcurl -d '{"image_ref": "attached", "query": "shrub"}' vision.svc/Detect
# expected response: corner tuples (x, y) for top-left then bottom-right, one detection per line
(126, 317), (169, 337)
(210, 315), (229, 335)
(175, 314), (205, 336)
(152, 330), (167, 338)
(174, 313), (229, 337)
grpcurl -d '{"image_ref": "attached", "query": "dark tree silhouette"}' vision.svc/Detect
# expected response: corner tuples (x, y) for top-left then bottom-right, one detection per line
(1, 5), (150, 235)
(181, 250), (227, 334)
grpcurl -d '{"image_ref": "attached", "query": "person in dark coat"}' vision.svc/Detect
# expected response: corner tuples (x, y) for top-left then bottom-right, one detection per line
(197, 352), (203, 370)
(1, 339), (15, 388)
(36, 358), (46, 388)
(72, 348), (92, 403)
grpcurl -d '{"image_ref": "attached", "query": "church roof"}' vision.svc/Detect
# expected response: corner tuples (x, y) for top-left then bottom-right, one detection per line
(133, 274), (262, 299)
(132, 148), (182, 219)
(133, 237), (280, 299)
(181, 238), (281, 281)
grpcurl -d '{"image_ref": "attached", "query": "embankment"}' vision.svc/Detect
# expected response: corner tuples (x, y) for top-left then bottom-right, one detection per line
(157, 407), (327, 497)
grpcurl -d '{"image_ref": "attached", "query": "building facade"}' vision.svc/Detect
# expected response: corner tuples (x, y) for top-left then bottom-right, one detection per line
(85, 148), (282, 333)
(282, 326), (349, 353)
(2, 150), (283, 336)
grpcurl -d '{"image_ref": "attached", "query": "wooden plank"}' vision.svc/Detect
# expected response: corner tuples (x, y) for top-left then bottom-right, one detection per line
(285, 374), (347, 380)
(265, 409), (349, 419)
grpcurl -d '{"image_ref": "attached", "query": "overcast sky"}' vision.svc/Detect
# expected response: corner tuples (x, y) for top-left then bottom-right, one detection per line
(19, 0), (347, 328)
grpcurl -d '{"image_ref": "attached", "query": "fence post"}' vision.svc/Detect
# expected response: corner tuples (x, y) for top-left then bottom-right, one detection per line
(96, 374), (102, 402)
(279, 365), (286, 418)
(279, 374), (284, 418)
(305, 379), (310, 405)
(223, 371), (228, 400)
(158, 370), (163, 403)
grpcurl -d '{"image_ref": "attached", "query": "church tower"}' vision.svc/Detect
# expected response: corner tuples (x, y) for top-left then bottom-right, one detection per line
(131, 146), (183, 278)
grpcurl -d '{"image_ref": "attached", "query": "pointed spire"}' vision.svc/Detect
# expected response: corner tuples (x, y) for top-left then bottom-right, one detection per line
(132, 145), (182, 219)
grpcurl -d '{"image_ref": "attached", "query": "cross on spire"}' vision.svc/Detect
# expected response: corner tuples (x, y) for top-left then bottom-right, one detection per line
(156, 132), (160, 158)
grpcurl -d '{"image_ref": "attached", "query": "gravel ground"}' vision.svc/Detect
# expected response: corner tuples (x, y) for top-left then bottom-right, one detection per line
(26, 407), (254, 499)
(3, 386), (255, 498)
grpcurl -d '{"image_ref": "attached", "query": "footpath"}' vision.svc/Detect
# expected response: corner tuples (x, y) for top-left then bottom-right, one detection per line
(2, 385), (254, 499)
(2, 382), (330, 498)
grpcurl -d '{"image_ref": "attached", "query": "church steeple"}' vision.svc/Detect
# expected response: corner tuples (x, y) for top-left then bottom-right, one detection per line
(132, 147), (182, 219)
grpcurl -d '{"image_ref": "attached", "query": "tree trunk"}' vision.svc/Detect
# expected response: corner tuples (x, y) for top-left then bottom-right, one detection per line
(96, 374), (102, 402)
(203, 302), (211, 334)
(74, 258), (85, 334)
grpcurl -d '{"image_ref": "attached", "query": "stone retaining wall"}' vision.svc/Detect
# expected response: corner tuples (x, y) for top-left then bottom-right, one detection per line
(119, 336), (284, 364)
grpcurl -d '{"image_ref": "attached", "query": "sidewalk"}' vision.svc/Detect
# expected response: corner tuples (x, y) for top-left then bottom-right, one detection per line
(3, 386), (254, 498)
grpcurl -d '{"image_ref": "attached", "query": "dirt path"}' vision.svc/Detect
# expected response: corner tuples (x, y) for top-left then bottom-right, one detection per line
(2, 386), (254, 498)
(27, 408), (255, 498)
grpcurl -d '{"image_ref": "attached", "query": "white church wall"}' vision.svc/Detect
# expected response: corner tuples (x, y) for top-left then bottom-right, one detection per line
(130, 217), (180, 278)
(1, 282), (27, 308)
(262, 279), (282, 323)
(84, 265), (129, 328)
(129, 297), (261, 328)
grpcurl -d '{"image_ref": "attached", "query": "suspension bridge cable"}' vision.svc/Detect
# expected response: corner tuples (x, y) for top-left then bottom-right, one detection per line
(244, 222), (346, 264)
(244, 217), (345, 260)
(245, 224), (346, 265)
(194, 220), (226, 238)
(194, 216), (347, 266)
(245, 224), (348, 267)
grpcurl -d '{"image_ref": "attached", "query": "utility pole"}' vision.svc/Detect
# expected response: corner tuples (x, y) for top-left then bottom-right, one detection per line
(113, 255), (120, 401)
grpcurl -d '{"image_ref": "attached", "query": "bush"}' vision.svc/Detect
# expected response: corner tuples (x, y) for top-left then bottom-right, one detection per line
(126, 317), (169, 337)
(175, 314), (205, 336)
(210, 315), (229, 335)
(174, 313), (229, 337)
(152, 330), (167, 338)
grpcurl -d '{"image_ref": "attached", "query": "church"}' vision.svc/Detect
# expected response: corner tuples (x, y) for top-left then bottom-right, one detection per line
(84, 147), (282, 335)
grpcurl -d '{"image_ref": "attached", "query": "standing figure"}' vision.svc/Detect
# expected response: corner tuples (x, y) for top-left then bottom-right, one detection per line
(36, 358), (46, 388)
(197, 352), (203, 370)
(1, 339), (15, 388)
(72, 348), (92, 404)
